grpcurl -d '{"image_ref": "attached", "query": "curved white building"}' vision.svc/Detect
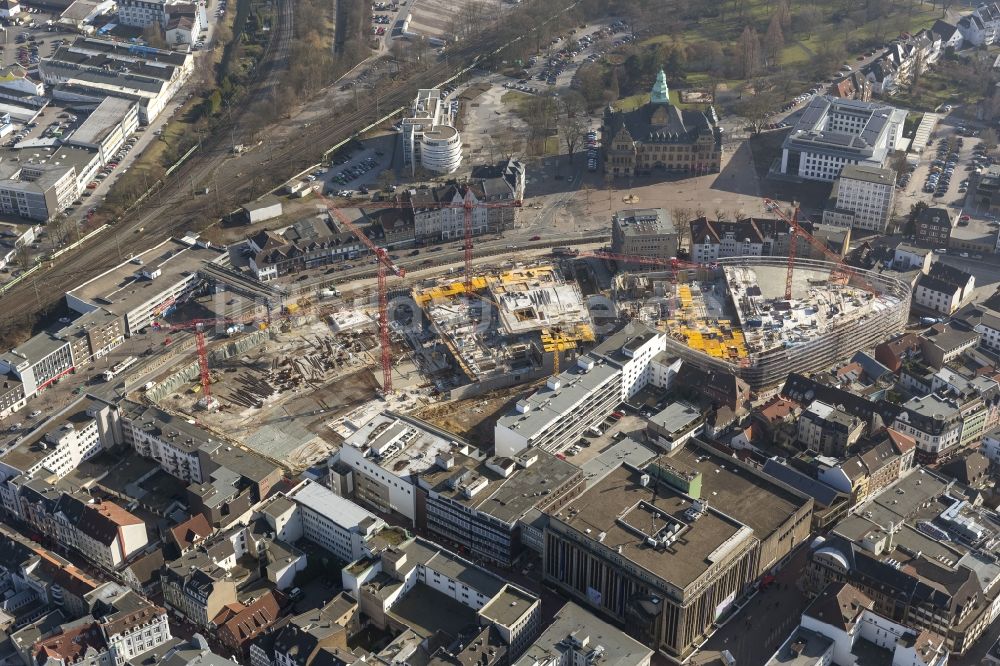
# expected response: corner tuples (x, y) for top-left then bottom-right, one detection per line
(402, 89), (462, 176)
(420, 125), (462, 174)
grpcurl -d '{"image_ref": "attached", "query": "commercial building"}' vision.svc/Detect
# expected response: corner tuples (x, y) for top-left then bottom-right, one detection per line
(610, 208), (678, 265)
(55, 308), (125, 368)
(822, 164), (897, 232)
(495, 322), (667, 456)
(401, 89), (461, 176)
(41, 38), (193, 124)
(602, 69), (722, 178)
(766, 582), (949, 666)
(244, 216), (363, 281)
(343, 537), (540, 658)
(0, 145), (100, 222)
(66, 236), (226, 336)
(417, 447), (583, 567)
(543, 444), (812, 661)
(514, 601), (653, 666)
(287, 479), (386, 563)
(779, 96), (907, 182)
(0, 332), (73, 398)
(974, 165), (1000, 213)
(644, 258), (910, 390)
(337, 412), (462, 524)
(0, 397), (118, 480)
(66, 97), (139, 167)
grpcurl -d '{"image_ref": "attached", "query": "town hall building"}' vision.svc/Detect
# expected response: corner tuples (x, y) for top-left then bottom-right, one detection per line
(602, 69), (723, 178)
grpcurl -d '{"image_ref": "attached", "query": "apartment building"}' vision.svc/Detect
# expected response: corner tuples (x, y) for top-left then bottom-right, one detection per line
(162, 550), (238, 627)
(914, 263), (976, 315)
(403, 176), (521, 243)
(805, 470), (1000, 654)
(688, 216), (812, 263)
(797, 400), (866, 456)
(958, 3), (1000, 46)
(915, 207), (955, 247)
(766, 582), (948, 666)
(892, 393), (963, 460)
(822, 164), (896, 232)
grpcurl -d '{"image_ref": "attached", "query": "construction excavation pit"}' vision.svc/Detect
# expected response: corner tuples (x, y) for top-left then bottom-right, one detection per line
(153, 316), (389, 470)
(409, 263), (595, 394)
(614, 257), (911, 389)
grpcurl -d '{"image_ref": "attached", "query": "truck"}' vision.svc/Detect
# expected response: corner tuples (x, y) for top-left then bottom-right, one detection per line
(102, 356), (138, 382)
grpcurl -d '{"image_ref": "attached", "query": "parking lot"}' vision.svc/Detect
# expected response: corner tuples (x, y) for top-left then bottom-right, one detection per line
(895, 122), (987, 228)
(305, 136), (396, 198)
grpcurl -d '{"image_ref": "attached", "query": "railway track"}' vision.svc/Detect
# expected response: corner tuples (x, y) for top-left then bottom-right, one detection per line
(0, 0), (582, 341)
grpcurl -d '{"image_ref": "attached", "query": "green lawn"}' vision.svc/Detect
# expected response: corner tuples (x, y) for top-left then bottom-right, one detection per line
(614, 88), (707, 112)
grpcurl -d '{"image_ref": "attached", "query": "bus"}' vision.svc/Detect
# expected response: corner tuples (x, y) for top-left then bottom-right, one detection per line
(102, 356), (138, 382)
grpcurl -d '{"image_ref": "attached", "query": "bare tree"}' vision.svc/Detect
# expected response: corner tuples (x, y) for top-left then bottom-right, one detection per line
(738, 25), (761, 79)
(764, 14), (785, 68)
(557, 92), (588, 162)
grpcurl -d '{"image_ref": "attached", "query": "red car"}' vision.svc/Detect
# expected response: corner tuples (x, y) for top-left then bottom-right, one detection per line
(530, 235), (541, 240)
(961, 214), (971, 221)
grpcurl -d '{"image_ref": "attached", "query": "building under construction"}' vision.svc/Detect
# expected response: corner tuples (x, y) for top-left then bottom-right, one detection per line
(413, 264), (594, 394)
(614, 256), (910, 389)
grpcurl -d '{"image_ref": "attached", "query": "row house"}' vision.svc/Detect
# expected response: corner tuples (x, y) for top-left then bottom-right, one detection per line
(815, 429), (916, 506)
(20, 489), (148, 572)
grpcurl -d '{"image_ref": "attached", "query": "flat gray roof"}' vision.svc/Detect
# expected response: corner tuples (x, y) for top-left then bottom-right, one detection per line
(67, 237), (224, 316)
(840, 163), (895, 184)
(68, 97), (135, 146)
(495, 362), (619, 441)
(478, 584), (538, 628)
(288, 480), (380, 531)
(649, 401), (702, 434)
(514, 601), (653, 666)
(551, 465), (754, 590)
(119, 400), (220, 454)
(11, 331), (68, 363)
(579, 437), (658, 488)
(419, 449), (580, 524)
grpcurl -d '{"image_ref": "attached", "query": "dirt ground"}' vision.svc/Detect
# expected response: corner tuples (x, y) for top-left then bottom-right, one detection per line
(156, 319), (384, 470)
(414, 380), (543, 448)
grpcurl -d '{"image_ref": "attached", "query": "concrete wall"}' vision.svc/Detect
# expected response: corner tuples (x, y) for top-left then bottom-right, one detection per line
(145, 329), (270, 403)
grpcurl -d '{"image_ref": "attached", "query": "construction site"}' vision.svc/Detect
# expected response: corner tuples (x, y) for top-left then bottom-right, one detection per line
(614, 256), (911, 389)
(410, 263), (595, 395)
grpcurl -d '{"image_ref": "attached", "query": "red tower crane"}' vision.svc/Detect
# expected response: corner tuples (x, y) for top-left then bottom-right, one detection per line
(317, 193), (406, 395)
(195, 323), (211, 398)
(762, 198), (863, 297)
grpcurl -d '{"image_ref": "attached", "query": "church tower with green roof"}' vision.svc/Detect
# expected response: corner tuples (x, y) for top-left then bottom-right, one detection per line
(650, 68), (670, 104)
